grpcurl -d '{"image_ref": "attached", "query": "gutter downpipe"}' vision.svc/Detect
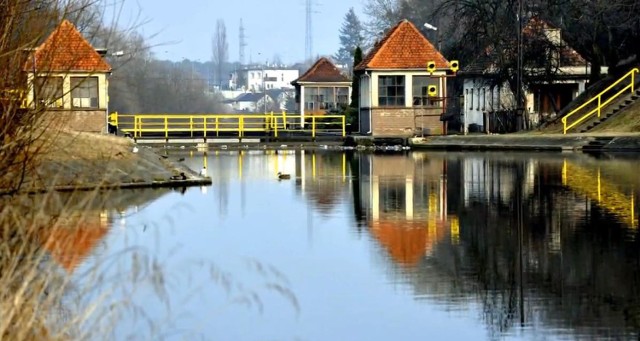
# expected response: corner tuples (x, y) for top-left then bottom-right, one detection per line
(365, 70), (372, 134)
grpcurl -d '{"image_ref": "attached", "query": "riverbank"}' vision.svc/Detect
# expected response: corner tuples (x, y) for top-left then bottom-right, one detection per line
(2, 131), (211, 195)
(408, 133), (640, 152)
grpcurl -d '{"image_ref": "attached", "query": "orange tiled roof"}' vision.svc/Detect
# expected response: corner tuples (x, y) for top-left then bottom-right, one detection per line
(292, 57), (350, 84)
(355, 19), (448, 71)
(24, 20), (111, 73)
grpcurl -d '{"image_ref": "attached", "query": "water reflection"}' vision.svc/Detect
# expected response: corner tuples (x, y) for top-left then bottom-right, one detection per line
(353, 152), (640, 339)
(31, 150), (640, 340)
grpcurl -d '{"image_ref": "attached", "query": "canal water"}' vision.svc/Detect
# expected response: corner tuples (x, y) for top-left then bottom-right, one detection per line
(51, 151), (640, 340)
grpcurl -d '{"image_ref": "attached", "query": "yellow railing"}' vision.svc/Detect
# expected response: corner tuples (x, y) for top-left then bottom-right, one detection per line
(109, 112), (346, 139)
(562, 160), (638, 228)
(562, 68), (639, 134)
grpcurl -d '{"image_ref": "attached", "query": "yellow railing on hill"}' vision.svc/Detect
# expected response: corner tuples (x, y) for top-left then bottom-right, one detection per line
(562, 68), (639, 134)
(0, 89), (29, 109)
(562, 160), (637, 228)
(109, 112), (346, 139)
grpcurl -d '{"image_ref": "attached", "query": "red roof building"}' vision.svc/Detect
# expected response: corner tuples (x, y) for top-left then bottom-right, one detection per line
(291, 57), (352, 121)
(356, 19), (454, 137)
(24, 20), (112, 133)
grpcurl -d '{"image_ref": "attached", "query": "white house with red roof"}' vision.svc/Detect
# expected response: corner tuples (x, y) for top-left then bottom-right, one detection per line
(291, 57), (352, 125)
(355, 19), (457, 137)
(460, 17), (603, 132)
(23, 20), (112, 133)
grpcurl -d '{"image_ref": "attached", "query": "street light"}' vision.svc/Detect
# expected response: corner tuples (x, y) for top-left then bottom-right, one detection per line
(424, 22), (437, 31)
(424, 22), (441, 51)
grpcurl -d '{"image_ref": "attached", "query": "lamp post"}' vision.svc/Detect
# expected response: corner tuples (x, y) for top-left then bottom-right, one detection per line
(106, 50), (125, 134)
(423, 22), (440, 51)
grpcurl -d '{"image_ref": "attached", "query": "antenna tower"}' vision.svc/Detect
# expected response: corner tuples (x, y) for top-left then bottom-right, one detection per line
(239, 18), (247, 66)
(305, 0), (313, 61)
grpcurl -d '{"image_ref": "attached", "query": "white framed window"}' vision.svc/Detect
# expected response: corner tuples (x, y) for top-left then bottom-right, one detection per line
(71, 77), (99, 108)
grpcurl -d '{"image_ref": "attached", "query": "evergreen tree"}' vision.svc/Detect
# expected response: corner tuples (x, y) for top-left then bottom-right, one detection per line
(350, 46), (363, 109)
(334, 8), (365, 68)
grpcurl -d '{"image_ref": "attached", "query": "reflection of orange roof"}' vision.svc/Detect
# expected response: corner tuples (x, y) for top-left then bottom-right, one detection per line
(370, 219), (448, 266)
(41, 217), (110, 272)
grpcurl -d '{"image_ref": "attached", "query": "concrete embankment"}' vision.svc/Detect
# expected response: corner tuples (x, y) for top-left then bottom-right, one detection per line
(408, 134), (640, 152)
(7, 137), (211, 196)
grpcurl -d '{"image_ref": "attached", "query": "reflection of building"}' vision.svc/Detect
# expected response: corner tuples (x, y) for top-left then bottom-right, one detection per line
(32, 189), (173, 273)
(40, 211), (110, 272)
(355, 154), (459, 266)
(294, 151), (349, 215)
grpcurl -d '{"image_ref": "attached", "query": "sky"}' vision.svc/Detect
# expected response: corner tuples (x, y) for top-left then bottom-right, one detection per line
(109, 0), (365, 63)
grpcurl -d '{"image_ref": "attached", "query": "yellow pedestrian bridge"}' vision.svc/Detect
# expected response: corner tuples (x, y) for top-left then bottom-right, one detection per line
(108, 112), (347, 140)
(562, 160), (638, 228)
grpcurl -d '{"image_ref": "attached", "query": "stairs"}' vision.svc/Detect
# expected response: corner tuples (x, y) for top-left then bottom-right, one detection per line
(581, 136), (616, 153)
(562, 68), (639, 134)
(579, 89), (640, 133)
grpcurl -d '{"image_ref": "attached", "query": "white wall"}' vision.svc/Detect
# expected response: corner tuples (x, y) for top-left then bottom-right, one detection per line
(241, 69), (299, 91)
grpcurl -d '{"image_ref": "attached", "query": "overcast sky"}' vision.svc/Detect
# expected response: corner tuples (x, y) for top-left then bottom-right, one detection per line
(108, 0), (365, 63)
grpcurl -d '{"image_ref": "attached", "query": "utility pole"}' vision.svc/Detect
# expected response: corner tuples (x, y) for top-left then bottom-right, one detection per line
(305, 0), (313, 62)
(516, 0), (524, 130)
(239, 19), (247, 66)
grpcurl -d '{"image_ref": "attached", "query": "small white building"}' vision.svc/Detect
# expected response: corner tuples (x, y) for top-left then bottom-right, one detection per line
(233, 66), (299, 92)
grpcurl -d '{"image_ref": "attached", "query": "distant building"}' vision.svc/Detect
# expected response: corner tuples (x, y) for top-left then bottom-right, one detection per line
(227, 92), (274, 113)
(232, 66), (299, 92)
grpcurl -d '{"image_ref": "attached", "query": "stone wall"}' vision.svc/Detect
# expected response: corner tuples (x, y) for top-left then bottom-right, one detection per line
(44, 110), (106, 133)
(371, 107), (443, 137)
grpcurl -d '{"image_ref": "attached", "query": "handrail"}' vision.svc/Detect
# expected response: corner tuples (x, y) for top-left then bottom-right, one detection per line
(562, 160), (638, 228)
(110, 112), (346, 138)
(562, 68), (639, 134)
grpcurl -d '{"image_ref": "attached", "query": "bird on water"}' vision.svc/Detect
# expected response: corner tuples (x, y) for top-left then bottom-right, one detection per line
(277, 172), (291, 180)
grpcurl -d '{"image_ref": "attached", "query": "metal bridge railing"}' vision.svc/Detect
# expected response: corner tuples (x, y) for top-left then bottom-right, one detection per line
(562, 68), (639, 134)
(109, 112), (346, 139)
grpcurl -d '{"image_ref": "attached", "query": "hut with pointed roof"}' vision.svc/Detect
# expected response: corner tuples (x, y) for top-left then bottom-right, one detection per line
(23, 20), (112, 133)
(355, 19), (454, 137)
(291, 57), (351, 126)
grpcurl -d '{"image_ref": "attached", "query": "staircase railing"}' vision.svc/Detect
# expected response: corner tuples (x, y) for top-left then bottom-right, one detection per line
(562, 68), (639, 134)
(562, 160), (638, 228)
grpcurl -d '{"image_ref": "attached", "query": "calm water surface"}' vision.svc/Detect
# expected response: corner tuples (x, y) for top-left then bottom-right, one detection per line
(59, 151), (640, 340)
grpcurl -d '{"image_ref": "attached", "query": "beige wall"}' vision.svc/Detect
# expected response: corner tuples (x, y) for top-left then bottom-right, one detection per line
(26, 72), (109, 110)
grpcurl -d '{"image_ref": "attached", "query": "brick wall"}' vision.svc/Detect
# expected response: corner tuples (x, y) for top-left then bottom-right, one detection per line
(44, 110), (106, 133)
(371, 107), (443, 137)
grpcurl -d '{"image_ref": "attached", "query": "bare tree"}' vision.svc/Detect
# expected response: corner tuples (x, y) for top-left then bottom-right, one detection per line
(211, 19), (228, 89)
(362, 0), (403, 44)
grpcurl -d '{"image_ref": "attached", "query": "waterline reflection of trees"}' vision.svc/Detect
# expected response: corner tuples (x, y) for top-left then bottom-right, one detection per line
(354, 152), (640, 339)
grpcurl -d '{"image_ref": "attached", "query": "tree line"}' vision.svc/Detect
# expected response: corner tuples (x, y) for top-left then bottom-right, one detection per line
(335, 0), (640, 116)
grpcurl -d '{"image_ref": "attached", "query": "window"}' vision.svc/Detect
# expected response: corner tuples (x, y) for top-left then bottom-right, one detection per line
(336, 87), (349, 106)
(35, 76), (63, 108)
(378, 76), (404, 106)
(71, 77), (99, 108)
(412, 76), (438, 107)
